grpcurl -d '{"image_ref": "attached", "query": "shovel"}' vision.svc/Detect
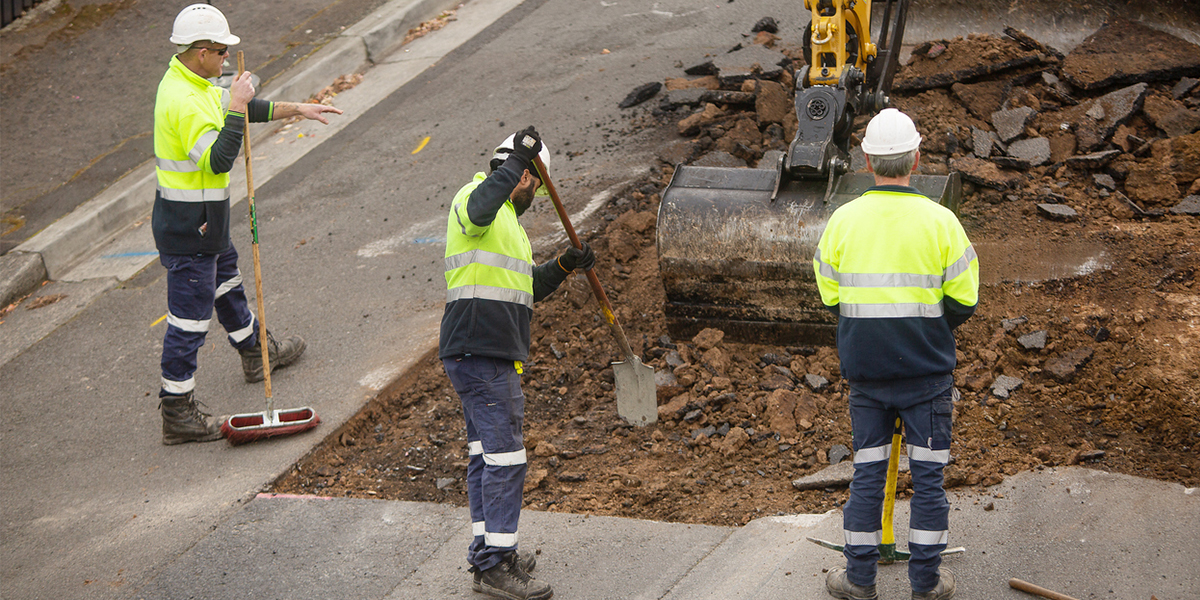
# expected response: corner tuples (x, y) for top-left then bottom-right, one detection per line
(806, 418), (965, 561)
(532, 155), (657, 426)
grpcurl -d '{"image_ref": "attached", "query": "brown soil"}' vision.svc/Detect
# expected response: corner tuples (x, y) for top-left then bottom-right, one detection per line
(272, 30), (1200, 527)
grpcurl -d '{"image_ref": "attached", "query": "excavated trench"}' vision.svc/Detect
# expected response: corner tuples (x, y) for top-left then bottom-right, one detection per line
(273, 5), (1200, 527)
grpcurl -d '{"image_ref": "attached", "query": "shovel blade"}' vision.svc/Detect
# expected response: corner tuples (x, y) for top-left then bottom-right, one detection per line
(613, 358), (657, 426)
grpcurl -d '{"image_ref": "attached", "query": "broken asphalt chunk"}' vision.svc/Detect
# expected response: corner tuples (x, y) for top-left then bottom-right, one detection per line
(828, 444), (851, 466)
(1018, 330), (1048, 350)
(991, 375), (1024, 399)
(1073, 83), (1149, 152)
(1037, 203), (1079, 221)
(1045, 346), (1095, 382)
(1171, 195), (1200, 216)
(1061, 18), (1200, 91)
(950, 156), (1025, 190)
(1173, 77), (1200, 100)
(1006, 137), (1052, 167)
(619, 81), (662, 108)
(1003, 26), (1064, 61)
(992, 106), (1037, 143)
(751, 16), (778, 34)
(804, 373), (829, 392)
(1001, 316), (1028, 331)
(711, 45), (789, 87)
(1065, 149), (1121, 169)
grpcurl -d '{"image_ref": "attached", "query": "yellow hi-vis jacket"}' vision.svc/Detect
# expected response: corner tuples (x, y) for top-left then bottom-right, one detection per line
(440, 170), (538, 360)
(814, 185), (979, 382)
(151, 55), (236, 255)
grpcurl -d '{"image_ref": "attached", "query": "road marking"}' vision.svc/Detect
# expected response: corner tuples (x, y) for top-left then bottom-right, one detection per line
(411, 136), (431, 154)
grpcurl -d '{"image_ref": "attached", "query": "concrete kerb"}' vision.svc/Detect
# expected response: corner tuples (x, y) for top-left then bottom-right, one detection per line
(0, 252), (46, 307)
(5, 0), (460, 289)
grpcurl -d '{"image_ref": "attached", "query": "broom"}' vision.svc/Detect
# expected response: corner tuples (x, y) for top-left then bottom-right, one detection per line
(220, 51), (320, 445)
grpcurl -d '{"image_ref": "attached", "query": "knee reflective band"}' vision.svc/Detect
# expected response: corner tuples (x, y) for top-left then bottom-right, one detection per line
(853, 443), (892, 464)
(907, 444), (950, 464)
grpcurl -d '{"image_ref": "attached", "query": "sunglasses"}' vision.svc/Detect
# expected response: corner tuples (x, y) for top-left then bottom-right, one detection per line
(195, 45), (229, 56)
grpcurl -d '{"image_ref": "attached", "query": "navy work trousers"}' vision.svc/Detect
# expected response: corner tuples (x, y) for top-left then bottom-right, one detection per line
(159, 245), (257, 396)
(843, 385), (954, 593)
(443, 355), (527, 572)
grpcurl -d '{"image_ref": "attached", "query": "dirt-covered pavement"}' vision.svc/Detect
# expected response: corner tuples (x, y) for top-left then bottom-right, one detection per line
(274, 18), (1199, 527)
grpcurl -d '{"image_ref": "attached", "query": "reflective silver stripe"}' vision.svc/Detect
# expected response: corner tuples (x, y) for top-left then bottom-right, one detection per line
(156, 157), (200, 173)
(161, 376), (195, 394)
(214, 272), (242, 298)
(446, 285), (534, 308)
(909, 528), (949, 546)
(167, 313), (210, 333)
(468, 441), (483, 456)
(943, 245), (978, 282)
(839, 272), (943, 289)
(907, 444), (951, 464)
(840, 302), (944, 318)
(482, 448), (527, 467)
(854, 443), (891, 464)
(472, 521), (485, 537)
(485, 531), (518, 547)
(188, 130), (220, 163)
(814, 248), (839, 281)
(157, 184), (230, 203)
(444, 249), (533, 276)
(844, 529), (882, 547)
(454, 204), (479, 238)
(227, 315), (256, 343)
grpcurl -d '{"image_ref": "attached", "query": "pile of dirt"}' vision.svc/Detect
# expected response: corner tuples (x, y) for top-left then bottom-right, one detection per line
(273, 22), (1200, 527)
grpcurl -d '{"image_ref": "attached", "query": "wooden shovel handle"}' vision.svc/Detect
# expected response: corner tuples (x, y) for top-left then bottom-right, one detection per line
(532, 155), (637, 363)
(1008, 578), (1080, 600)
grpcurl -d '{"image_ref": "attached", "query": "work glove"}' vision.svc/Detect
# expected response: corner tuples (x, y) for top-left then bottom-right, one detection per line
(510, 126), (543, 166)
(558, 241), (596, 273)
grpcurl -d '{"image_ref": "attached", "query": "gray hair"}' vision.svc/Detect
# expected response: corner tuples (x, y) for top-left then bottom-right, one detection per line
(868, 150), (917, 178)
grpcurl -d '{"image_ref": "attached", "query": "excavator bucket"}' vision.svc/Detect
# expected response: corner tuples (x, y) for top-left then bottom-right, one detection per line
(657, 164), (961, 344)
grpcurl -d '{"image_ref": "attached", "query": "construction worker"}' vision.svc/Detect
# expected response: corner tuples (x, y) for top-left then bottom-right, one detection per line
(814, 108), (978, 600)
(152, 4), (342, 445)
(441, 126), (593, 600)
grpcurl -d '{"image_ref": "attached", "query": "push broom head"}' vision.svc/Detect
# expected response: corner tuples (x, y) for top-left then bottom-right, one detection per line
(221, 407), (320, 445)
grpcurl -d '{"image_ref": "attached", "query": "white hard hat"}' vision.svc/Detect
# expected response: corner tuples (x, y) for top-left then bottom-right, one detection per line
(170, 4), (240, 46)
(861, 108), (921, 156)
(492, 133), (551, 197)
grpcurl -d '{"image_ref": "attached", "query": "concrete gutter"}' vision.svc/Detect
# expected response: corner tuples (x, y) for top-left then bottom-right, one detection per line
(5, 0), (459, 285)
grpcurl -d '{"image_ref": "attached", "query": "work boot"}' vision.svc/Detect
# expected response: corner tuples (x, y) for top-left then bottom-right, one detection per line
(476, 551), (552, 600)
(240, 330), (306, 383)
(473, 550), (537, 592)
(160, 392), (227, 445)
(912, 569), (956, 600)
(826, 568), (879, 600)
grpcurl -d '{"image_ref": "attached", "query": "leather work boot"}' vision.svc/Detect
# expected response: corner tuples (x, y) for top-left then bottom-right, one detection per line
(912, 569), (956, 600)
(477, 551), (552, 600)
(160, 392), (227, 445)
(473, 550), (537, 592)
(240, 331), (306, 383)
(826, 568), (879, 600)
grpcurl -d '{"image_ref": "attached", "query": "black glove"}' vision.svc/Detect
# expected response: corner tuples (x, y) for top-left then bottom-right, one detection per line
(559, 241), (595, 273)
(510, 126), (543, 165)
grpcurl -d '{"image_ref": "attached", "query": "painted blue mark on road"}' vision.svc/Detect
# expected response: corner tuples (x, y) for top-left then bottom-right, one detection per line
(103, 251), (159, 258)
(413, 238), (444, 244)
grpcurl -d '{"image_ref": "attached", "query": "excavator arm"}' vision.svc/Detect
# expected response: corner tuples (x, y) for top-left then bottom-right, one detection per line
(656, 0), (960, 345)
